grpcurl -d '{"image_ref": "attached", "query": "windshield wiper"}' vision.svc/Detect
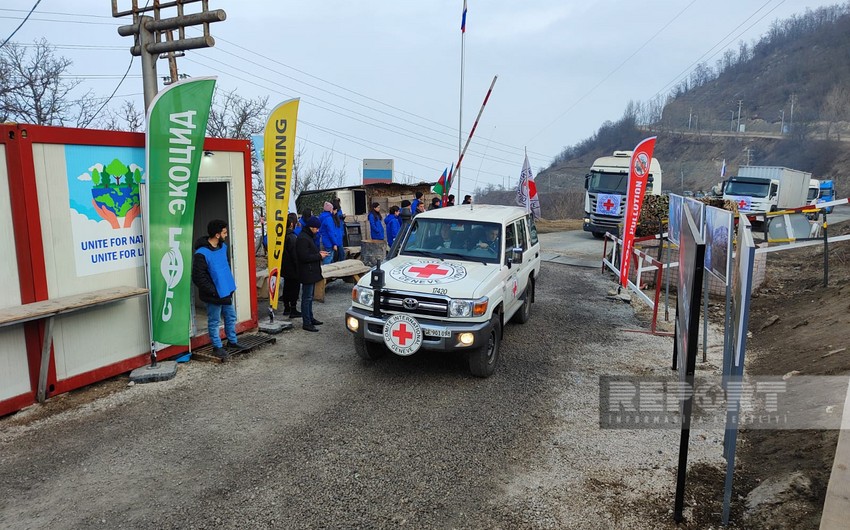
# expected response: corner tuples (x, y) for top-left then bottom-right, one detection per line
(440, 251), (490, 265)
(403, 250), (444, 260)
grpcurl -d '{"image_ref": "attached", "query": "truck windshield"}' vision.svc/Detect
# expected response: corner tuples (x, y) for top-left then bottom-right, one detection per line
(400, 219), (502, 264)
(725, 180), (770, 197)
(807, 187), (819, 201)
(588, 171), (628, 194)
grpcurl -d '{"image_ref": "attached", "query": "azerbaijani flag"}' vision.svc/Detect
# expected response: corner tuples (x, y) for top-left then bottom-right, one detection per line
(443, 165), (454, 203)
(461, 0), (467, 32)
(432, 167), (448, 196)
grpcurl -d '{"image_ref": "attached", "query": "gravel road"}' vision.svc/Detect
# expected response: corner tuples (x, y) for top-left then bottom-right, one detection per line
(0, 262), (724, 529)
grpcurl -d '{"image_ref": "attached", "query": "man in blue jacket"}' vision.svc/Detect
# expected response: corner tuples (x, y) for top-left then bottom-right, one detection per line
(192, 219), (243, 361)
(319, 201), (344, 264)
(385, 205), (401, 247)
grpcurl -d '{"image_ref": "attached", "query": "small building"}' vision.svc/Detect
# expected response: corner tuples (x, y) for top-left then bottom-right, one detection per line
(0, 124), (257, 416)
(296, 182), (434, 241)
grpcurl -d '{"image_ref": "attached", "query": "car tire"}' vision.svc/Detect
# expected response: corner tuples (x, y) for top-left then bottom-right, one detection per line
(512, 278), (534, 324)
(354, 336), (387, 360)
(468, 314), (501, 378)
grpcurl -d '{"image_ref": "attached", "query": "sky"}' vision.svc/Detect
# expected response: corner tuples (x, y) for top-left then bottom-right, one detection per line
(1, 0), (841, 200)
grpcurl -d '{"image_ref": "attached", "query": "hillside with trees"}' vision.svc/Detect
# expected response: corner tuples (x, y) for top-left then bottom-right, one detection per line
(479, 2), (850, 218)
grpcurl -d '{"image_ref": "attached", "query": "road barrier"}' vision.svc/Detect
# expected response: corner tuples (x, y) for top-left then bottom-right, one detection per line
(602, 232), (676, 335)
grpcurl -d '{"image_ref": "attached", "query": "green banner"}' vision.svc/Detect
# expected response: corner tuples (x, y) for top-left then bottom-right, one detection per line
(145, 77), (216, 346)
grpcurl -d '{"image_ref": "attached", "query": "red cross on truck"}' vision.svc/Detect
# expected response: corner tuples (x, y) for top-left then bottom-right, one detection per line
(408, 263), (449, 278)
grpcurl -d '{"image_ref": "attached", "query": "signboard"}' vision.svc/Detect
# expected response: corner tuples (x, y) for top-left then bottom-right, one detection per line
(703, 206), (733, 282)
(596, 193), (621, 216)
(619, 136), (657, 287)
(668, 194), (683, 245)
(673, 205), (706, 523)
(721, 214), (756, 525)
(65, 145), (145, 276)
(363, 158), (394, 184)
(684, 197), (705, 237)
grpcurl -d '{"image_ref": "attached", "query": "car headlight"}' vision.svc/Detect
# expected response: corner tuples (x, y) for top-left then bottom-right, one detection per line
(449, 297), (488, 317)
(352, 286), (374, 306)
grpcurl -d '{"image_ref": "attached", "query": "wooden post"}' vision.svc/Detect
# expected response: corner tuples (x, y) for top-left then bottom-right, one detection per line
(360, 239), (387, 267)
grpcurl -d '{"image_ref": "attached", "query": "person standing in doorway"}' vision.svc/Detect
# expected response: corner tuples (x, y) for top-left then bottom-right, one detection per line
(192, 219), (243, 361)
(368, 202), (385, 242)
(385, 205), (401, 248)
(281, 212), (301, 319)
(296, 216), (329, 332)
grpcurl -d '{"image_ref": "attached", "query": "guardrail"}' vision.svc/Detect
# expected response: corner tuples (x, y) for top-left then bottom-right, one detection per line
(602, 232), (677, 335)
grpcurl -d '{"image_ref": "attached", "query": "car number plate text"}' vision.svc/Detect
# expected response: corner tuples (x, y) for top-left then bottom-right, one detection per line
(423, 328), (452, 338)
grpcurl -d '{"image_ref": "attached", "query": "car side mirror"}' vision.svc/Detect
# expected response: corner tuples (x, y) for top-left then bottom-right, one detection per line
(507, 247), (523, 266)
(584, 174), (590, 190)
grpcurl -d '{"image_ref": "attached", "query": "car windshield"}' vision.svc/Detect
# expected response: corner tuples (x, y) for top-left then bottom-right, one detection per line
(725, 180), (770, 197)
(588, 171), (628, 194)
(400, 219), (501, 264)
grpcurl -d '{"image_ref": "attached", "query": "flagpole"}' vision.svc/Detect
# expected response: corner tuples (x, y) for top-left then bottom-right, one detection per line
(525, 147), (531, 215)
(453, 75), (497, 189)
(458, 0), (467, 200)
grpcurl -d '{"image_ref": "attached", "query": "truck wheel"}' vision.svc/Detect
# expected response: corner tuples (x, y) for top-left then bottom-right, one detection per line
(354, 336), (387, 360)
(512, 278), (534, 324)
(592, 231), (605, 239)
(468, 314), (501, 378)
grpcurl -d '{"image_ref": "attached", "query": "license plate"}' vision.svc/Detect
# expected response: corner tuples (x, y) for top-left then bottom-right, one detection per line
(423, 328), (452, 338)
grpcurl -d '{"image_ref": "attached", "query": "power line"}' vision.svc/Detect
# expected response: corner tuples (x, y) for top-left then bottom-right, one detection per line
(82, 55), (136, 128)
(183, 55), (521, 171)
(0, 15), (121, 27)
(525, 0), (700, 144)
(649, 0), (785, 100)
(0, 0), (43, 49)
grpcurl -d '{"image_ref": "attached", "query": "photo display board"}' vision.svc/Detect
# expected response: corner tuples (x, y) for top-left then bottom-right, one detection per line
(703, 206), (734, 282)
(668, 194), (683, 245)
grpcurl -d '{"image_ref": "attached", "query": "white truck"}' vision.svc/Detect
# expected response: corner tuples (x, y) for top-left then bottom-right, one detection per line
(344, 205), (541, 377)
(723, 166), (811, 214)
(583, 150), (663, 238)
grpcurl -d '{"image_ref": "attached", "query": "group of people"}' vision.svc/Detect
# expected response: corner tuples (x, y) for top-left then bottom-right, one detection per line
(192, 191), (477, 355)
(367, 191), (473, 243)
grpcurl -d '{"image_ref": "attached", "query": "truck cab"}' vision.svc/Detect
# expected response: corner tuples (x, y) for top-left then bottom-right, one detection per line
(723, 176), (778, 213)
(583, 151), (662, 239)
(344, 205), (541, 377)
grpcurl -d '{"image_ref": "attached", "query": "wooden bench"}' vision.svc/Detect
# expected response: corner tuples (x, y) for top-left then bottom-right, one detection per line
(0, 286), (149, 402)
(315, 259), (373, 302)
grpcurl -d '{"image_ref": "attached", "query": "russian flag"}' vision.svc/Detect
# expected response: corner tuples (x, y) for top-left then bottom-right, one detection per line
(461, 0), (467, 33)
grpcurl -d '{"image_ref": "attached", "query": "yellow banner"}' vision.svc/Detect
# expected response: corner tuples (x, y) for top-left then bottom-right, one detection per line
(264, 98), (299, 310)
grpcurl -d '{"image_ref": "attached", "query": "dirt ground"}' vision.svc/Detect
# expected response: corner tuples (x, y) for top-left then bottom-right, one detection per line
(656, 220), (850, 529)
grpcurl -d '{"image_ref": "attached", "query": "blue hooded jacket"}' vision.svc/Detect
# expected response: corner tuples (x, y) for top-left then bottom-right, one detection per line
(319, 210), (343, 250)
(385, 214), (401, 246)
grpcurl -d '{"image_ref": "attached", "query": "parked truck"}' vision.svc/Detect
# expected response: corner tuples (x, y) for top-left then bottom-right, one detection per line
(582, 150), (662, 238)
(722, 165), (811, 215)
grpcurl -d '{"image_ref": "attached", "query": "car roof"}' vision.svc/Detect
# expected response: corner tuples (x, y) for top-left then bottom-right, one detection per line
(415, 204), (529, 224)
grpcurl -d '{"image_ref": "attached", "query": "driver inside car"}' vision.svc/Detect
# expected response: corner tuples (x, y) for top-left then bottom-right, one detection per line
(477, 226), (500, 253)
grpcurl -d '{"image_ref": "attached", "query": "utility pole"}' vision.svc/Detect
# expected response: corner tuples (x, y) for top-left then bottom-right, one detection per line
(730, 110), (735, 132)
(112, 0), (226, 109)
(688, 107), (693, 130)
(789, 94), (797, 133)
(736, 100), (743, 133)
(779, 109), (785, 135)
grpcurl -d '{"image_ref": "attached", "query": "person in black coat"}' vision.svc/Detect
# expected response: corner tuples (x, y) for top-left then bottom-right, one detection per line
(281, 212), (301, 318)
(295, 216), (329, 332)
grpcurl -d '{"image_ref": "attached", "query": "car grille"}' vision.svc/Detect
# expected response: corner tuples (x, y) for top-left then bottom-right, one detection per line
(379, 290), (449, 318)
(589, 195), (622, 228)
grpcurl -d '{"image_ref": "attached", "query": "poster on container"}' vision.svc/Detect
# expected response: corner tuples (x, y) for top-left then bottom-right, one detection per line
(146, 77), (216, 347)
(65, 145), (146, 276)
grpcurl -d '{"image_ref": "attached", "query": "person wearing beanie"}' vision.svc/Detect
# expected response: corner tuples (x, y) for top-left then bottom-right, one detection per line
(295, 216), (329, 332)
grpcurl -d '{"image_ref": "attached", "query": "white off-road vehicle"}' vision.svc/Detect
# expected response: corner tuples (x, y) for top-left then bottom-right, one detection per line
(344, 204), (541, 377)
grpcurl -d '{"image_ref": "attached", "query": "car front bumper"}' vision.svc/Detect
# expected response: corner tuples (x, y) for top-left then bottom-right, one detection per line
(344, 307), (492, 353)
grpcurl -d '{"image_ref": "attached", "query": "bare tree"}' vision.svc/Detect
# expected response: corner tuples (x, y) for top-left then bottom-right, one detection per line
(0, 39), (97, 126)
(206, 87), (269, 139)
(294, 150), (347, 195)
(822, 85), (850, 140)
(100, 100), (144, 132)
